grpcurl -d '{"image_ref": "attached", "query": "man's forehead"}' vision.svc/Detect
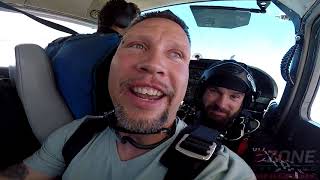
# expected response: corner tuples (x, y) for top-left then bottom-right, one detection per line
(208, 86), (245, 95)
(125, 18), (188, 41)
(130, 17), (179, 29)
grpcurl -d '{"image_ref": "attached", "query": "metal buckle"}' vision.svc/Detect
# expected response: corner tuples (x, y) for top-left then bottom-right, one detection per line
(175, 134), (217, 161)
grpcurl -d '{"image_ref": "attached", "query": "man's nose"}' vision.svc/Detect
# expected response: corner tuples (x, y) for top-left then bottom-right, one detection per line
(136, 49), (166, 76)
(215, 95), (228, 109)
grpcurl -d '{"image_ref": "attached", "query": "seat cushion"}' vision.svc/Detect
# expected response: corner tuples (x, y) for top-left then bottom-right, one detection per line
(15, 44), (73, 142)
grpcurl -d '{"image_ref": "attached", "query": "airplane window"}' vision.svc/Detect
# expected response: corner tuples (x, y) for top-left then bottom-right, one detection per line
(0, 1), (295, 103)
(310, 89), (320, 124)
(0, 11), (96, 67)
(148, 1), (295, 102)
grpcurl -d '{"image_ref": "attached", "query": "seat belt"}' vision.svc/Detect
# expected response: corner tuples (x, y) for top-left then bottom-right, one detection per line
(0, 0), (78, 35)
(62, 113), (222, 179)
(160, 125), (221, 180)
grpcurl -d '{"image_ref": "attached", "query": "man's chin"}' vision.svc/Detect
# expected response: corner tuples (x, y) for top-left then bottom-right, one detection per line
(208, 112), (228, 121)
(206, 114), (230, 127)
(114, 104), (169, 133)
(127, 109), (163, 120)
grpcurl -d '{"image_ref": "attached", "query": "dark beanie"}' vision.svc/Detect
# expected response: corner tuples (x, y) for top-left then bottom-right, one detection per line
(205, 73), (249, 93)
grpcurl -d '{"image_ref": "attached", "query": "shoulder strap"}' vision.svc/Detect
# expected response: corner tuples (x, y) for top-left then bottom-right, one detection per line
(62, 115), (109, 166)
(0, 1), (78, 35)
(160, 125), (222, 180)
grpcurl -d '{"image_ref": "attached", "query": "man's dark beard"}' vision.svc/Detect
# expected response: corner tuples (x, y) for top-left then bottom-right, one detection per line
(203, 104), (241, 130)
(114, 104), (169, 134)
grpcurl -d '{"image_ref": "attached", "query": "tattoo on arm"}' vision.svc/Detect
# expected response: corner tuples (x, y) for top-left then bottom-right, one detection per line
(0, 163), (29, 180)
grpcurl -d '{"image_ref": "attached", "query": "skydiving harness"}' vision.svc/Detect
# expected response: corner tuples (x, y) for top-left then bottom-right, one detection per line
(219, 111), (260, 156)
(62, 110), (222, 180)
(180, 104), (260, 142)
(221, 115), (260, 142)
(180, 104), (260, 156)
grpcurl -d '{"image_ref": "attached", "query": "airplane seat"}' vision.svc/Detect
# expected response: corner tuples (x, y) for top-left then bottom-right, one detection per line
(246, 67), (278, 121)
(261, 101), (279, 132)
(12, 44), (73, 143)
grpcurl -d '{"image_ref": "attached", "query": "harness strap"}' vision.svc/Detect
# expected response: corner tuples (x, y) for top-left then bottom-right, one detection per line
(0, 1), (78, 35)
(62, 115), (221, 179)
(62, 116), (108, 166)
(160, 125), (221, 180)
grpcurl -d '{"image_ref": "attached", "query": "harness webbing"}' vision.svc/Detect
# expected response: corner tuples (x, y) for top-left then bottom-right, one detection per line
(0, 1), (78, 35)
(160, 125), (221, 180)
(62, 116), (108, 166)
(62, 115), (222, 179)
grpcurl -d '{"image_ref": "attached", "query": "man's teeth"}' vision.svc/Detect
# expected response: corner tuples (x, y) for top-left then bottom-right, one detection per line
(133, 87), (163, 96)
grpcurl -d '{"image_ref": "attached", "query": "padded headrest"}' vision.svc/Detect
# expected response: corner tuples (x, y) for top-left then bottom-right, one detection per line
(248, 66), (278, 111)
(14, 44), (73, 142)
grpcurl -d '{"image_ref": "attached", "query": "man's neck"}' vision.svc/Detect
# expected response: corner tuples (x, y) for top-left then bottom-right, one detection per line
(116, 132), (168, 161)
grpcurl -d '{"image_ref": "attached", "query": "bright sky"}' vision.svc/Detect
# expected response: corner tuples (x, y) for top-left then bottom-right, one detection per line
(148, 1), (295, 102)
(0, 1), (319, 123)
(0, 11), (96, 67)
(152, 1), (320, 123)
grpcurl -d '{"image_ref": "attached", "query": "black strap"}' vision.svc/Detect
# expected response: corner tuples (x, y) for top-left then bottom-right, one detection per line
(115, 120), (177, 149)
(0, 1), (78, 35)
(62, 116), (221, 179)
(160, 125), (221, 180)
(280, 34), (303, 86)
(62, 110), (174, 165)
(62, 116), (109, 166)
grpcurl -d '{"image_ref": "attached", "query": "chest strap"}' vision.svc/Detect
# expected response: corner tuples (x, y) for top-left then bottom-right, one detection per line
(160, 125), (222, 180)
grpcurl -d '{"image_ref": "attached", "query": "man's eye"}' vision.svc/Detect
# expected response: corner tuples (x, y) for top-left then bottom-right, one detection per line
(171, 52), (182, 58)
(169, 51), (183, 61)
(230, 95), (241, 100)
(208, 88), (218, 93)
(130, 43), (145, 49)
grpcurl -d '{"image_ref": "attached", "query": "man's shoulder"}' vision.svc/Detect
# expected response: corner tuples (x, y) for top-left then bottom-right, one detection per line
(167, 123), (256, 179)
(197, 145), (256, 180)
(44, 117), (88, 141)
(219, 146), (252, 168)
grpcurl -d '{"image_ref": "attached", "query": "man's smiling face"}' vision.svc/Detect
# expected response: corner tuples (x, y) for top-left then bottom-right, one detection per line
(202, 86), (245, 129)
(108, 18), (191, 133)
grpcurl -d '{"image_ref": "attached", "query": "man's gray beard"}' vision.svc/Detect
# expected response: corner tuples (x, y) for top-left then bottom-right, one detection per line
(114, 104), (169, 133)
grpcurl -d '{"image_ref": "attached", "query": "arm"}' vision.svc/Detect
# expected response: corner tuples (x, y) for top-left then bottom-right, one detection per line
(0, 163), (55, 180)
(0, 120), (84, 180)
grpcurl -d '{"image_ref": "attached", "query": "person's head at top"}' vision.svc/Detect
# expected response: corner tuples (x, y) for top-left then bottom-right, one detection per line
(198, 60), (256, 130)
(97, 0), (141, 35)
(108, 10), (191, 143)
